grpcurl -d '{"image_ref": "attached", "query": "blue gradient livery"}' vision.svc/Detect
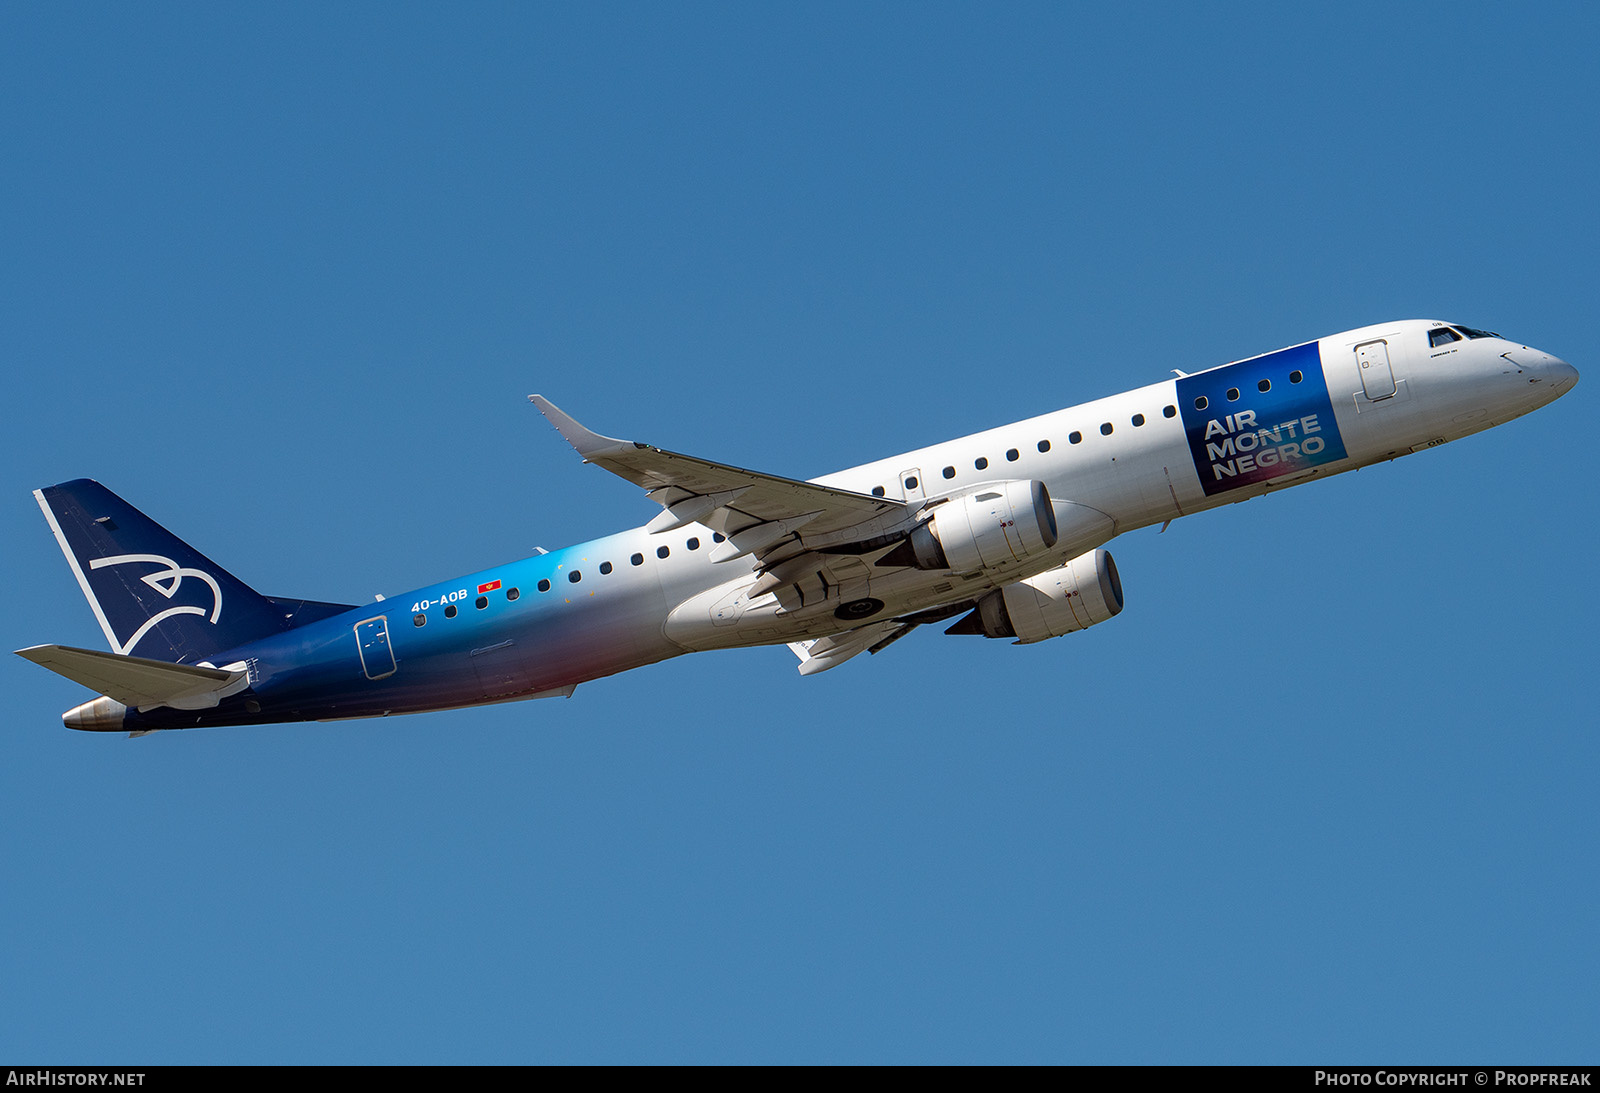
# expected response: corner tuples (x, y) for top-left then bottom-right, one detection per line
(1176, 341), (1349, 495)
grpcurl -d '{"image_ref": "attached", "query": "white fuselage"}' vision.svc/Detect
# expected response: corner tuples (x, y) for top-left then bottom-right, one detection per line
(632, 319), (1574, 658)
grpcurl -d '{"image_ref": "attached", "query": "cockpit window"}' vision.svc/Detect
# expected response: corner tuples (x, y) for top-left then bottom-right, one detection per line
(1455, 325), (1500, 340)
(1429, 328), (1462, 348)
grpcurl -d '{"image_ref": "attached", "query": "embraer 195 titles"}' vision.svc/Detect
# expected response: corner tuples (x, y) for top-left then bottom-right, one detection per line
(19, 320), (1577, 735)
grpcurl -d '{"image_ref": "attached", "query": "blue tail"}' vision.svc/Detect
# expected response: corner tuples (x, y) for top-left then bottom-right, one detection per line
(34, 480), (356, 664)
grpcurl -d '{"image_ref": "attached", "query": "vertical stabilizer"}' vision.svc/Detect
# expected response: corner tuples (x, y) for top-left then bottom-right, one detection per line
(34, 480), (302, 663)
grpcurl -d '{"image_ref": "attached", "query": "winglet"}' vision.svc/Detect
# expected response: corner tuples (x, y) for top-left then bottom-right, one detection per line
(528, 395), (635, 460)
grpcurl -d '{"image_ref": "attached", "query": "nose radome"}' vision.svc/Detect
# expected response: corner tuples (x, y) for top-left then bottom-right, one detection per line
(1506, 345), (1576, 378)
(1549, 356), (1579, 396)
(1500, 344), (1577, 405)
(1518, 346), (1578, 401)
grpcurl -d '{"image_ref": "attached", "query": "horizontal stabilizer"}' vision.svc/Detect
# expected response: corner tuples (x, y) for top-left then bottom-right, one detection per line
(15, 644), (248, 711)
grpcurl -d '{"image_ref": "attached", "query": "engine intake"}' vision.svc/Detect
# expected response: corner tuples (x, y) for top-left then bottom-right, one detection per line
(947, 549), (1124, 643)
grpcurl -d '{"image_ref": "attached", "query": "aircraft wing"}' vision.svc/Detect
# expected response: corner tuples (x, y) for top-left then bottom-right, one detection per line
(531, 396), (916, 569)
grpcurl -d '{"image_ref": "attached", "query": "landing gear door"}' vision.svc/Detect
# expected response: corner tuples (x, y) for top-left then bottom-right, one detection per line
(1356, 339), (1396, 400)
(355, 616), (397, 680)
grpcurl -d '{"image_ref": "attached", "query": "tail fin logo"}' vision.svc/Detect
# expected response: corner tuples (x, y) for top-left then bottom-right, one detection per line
(88, 553), (223, 655)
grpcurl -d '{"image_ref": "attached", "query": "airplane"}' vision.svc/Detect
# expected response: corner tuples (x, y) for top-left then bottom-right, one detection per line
(17, 319), (1578, 736)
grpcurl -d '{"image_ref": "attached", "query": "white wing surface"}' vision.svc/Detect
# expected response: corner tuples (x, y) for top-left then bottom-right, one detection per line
(531, 395), (916, 570)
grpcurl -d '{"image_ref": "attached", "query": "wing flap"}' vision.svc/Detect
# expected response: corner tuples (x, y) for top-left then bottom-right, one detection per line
(788, 620), (907, 676)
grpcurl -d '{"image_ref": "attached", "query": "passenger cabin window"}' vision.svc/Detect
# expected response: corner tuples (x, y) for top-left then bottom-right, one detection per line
(943, 466), (956, 479)
(1430, 328), (1462, 348)
(1037, 440), (1050, 453)
(1100, 422), (1113, 435)
(1005, 448), (1019, 462)
(974, 457), (988, 470)
(1163, 405), (1177, 418)
(1132, 413), (1145, 427)
(1069, 431), (1082, 444)
(871, 486), (885, 497)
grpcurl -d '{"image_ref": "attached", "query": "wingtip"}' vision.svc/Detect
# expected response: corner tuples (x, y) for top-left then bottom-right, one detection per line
(527, 395), (630, 458)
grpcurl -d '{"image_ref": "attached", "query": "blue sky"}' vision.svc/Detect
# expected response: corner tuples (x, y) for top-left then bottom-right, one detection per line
(3, 3), (1595, 1063)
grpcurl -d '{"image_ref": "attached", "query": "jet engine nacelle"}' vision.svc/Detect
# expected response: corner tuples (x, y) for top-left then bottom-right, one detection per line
(900, 480), (1059, 572)
(954, 549), (1124, 643)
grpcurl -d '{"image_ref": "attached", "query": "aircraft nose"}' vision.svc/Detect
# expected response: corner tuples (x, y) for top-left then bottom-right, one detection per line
(1497, 344), (1574, 408)
(1545, 354), (1579, 399)
(1506, 345), (1578, 402)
